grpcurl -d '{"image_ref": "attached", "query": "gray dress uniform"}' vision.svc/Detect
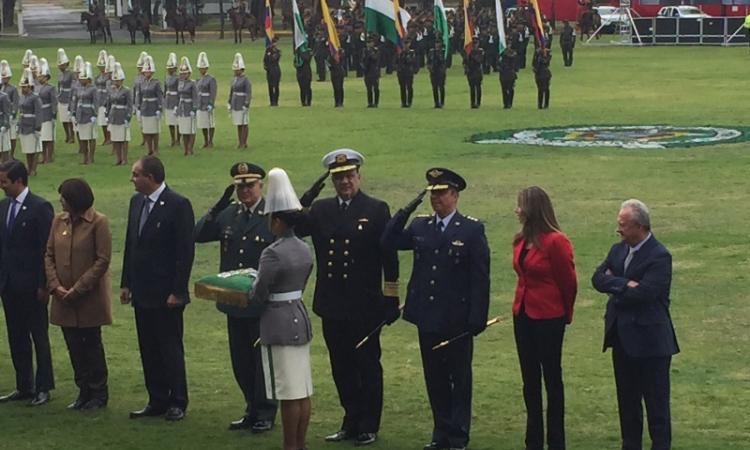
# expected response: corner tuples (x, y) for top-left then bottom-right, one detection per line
(73, 85), (99, 124)
(133, 73), (145, 113)
(196, 74), (217, 111)
(176, 79), (198, 117)
(139, 78), (163, 117)
(18, 93), (43, 135)
(229, 75), (252, 111)
(57, 70), (74, 120)
(0, 92), (10, 152)
(164, 74), (180, 110)
(38, 84), (58, 123)
(107, 87), (133, 125)
(1, 83), (20, 139)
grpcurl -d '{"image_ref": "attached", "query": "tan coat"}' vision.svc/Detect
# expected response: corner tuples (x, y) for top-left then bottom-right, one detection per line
(45, 208), (113, 328)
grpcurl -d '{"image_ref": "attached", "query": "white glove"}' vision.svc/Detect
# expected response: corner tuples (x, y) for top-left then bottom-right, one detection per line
(71, 117), (77, 125)
(90, 116), (97, 124)
(242, 106), (248, 111)
(189, 111), (195, 117)
(0, 126), (6, 133)
(156, 110), (161, 119)
(136, 111), (142, 119)
(173, 107), (178, 115)
(226, 103), (231, 111)
(124, 119), (129, 125)
(206, 104), (213, 111)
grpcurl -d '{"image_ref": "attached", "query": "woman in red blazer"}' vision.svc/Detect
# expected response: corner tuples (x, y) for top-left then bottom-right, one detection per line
(512, 186), (577, 450)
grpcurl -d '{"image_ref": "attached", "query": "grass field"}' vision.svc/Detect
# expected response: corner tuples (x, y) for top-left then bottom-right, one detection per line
(0, 38), (749, 450)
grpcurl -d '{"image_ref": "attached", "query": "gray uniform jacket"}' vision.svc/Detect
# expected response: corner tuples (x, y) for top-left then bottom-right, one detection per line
(133, 73), (145, 112)
(73, 85), (99, 123)
(94, 73), (109, 108)
(37, 84), (58, 122)
(0, 93), (10, 129)
(139, 78), (163, 117)
(57, 70), (75, 104)
(18, 93), (43, 135)
(229, 75), (251, 111)
(107, 86), (133, 125)
(196, 74), (217, 111)
(177, 79), (198, 117)
(164, 73), (180, 109)
(249, 232), (313, 346)
(0, 84), (19, 118)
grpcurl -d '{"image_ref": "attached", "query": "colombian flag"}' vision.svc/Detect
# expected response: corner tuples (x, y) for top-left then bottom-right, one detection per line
(392, 0), (405, 53)
(529, 0), (546, 48)
(463, 0), (473, 54)
(264, 0), (275, 47)
(321, 0), (341, 62)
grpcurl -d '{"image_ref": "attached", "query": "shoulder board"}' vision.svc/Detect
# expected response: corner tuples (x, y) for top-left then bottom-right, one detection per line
(465, 215), (482, 223)
(416, 214), (431, 218)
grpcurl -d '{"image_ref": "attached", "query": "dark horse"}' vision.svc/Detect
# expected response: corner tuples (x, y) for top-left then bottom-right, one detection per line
(81, 11), (113, 44)
(227, 7), (256, 44)
(165, 7), (196, 44)
(578, 9), (602, 41)
(120, 13), (151, 44)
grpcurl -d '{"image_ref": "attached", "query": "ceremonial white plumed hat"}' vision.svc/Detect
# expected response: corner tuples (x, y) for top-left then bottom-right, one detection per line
(29, 55), (40, 73)
(80, 62), (93, 80)
(112, 62), (126, 81)
(19, 68), (33, 87)
(0, 60), (12, 78)
(105, 55), (116, 73)
(96, 50), (108, 67)
(136, 51), (148, 68)
(22, 49), (33, 67)
(178, 56), (192, 74)
(57, 48), (70, 66)
(232, 52), (245, 70)
(197, 51), (209, 69)
(39, 58), (51, 77)
(73, 55), (85, 74)
(264, 168), (303, 214)
(166, 52), (177, 69)
(142, 55), (156, 73)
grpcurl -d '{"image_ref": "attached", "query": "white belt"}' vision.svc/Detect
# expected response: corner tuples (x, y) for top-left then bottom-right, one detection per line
(200, 92), (211, 96)
(114, 105), (127, 109)
(61, 88), (71, 92)
(268, 291), (303, 302)
(42, 104), (51, 108)
(22, 114), (36, 118)
(233, 92), (247, 96)
(79, 103), (93, 107)
(143, 98), (158, 102)
(181, 99), (193, 102)
(167, 91), (178, 95)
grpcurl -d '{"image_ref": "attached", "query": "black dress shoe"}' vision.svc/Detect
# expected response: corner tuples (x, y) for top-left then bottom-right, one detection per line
(325, 430), (354, 442)
(424, 442), (448, 450)
(0, 390), (33, 403)
(129, 404), (165, 419)
(67, 397), (88, 410)
(251, 420), (273, 434)
(28, 391), (49, 407)
(355, 433), (377, 446)
(81, 398), (107, 410)
(228, 415), (253, 430)
(165, 406), (185, 421)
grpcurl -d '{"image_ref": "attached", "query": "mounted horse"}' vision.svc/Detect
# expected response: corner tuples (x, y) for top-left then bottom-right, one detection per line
(81, 11), (113, 44)
(578, 9), (602, 41)
(165, 7), (196, 44)
(120, 12), (152, 44)
(227, 6), (257, 43)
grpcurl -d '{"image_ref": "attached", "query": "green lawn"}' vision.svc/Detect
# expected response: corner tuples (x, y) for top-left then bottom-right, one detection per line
(0, 38), (749, 450)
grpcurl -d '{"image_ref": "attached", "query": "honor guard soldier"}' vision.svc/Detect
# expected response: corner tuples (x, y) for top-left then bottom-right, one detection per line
(194, 162), (278, 434)
(134, 51), (148, 147)
(463, 37), (484, 109)
(395, 38), (417, 108)
(559, 21), (575, 67)
(72, 62), (99, 164)
(139, 56), (163, 156)
(68, 55), (84, 154)
(353, 22), (366, 77)
(264, 37), (282, 107)
(94, 51), (111, 145)
(176, 56), (198, 156)
(29, 56), (42, 94)
(532, 46), (552, 109)
(228, 53), (251, 149)
(56, 49), (76, 144)
(22, 49), (33, 70)
(478, 26), (492, 75)
(107, 62), (133, 166)
(196, 52), (217, 148)
(104, 55), (118, 149)
(328, 50), (346, 108)
(164, 53), (180, 147)
(0, 82), (10, 157)
(0, 60), (19, 160)
(294, 47), (313, 107)
(427, 39), (447, 108)
(498, 46), (518, 109)
(381, 168), (490, 450)
(296, 149), (400, 447)
(361, 38), (380, 108)
(37, 59), (58, 164)
(314, 26), (329, 82)
(17, 68), (43, 176)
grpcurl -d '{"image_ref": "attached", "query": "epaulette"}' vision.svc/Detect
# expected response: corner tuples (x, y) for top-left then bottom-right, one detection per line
(465, 215), (481, 222)
(416, 214), (431, 218)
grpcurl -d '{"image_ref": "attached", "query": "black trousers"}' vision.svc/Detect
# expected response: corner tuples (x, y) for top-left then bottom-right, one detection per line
(315, 55), (327, 81)
(397, 73), (414, 106)
(431, 74), (445, 106)
(322, 317), (383, 434)
(365, 77), (380, 106)
(514, 311), (567, 450)
(468, 77), (482, 107)
(418, 330), (473, 448)
(331, 75), (345, 106)
(134, 306), (188, 410)
(61, 326), (108, 401)
(536, 77), (550, 108)
(500, 79), (515, 107)
(610, 329), (672, 450)
(297, 75), (312, 106)
(561, 44), (573, 66)
(1, 284), (54, 393)
(227, 315), (277, 420)
(267, 74), (280, 105)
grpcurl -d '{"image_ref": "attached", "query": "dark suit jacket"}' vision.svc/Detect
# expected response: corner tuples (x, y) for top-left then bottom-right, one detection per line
(121, 186), (195, 309)
(194, 199), (274, 318)
(381, 209), (490, 335)
(296, 190), (399, 321)
(591, 234), (679, 358)
(0, 190), (54, 295)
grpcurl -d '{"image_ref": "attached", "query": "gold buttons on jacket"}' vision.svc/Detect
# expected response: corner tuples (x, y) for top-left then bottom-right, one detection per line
(328, 273), (333, 278)
(344, 251), (349, 256)
(329, 250), (334, 255)
(434, 249), (439, 254)
(429, 296), (434, 301)
(345, 239), (350, 244)
(343, 274), (348, 279)
(242, 236), (247, 241)
(328, 262), (333, 267)
(432, 265), (437, 271)
(239, 249), (244, 254)
(430, 280), (435, 285)
(238, 262), (244, 268)
(330, 239), (335, 244)
(343, 262), (348, 267)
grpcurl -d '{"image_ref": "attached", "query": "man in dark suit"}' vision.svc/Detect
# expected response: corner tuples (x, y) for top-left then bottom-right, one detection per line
(0, 161), (54, 406)
(121, 155), (195, 421)
(381, 168), (490, 450)
(592, 199), (679, 450)
(194, 162), (277, 432)
(296, 149), (400, 446)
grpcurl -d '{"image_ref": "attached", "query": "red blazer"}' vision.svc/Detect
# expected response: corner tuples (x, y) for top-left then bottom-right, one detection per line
(512, 231), (577, 324)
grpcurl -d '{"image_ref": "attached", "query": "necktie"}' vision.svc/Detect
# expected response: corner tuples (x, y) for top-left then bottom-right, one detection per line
(340, 201), (348, 212)
(138, 196), (151, 235)
(436, 220), (444, 233)
(624, 247), (636, 273)
(7, 199), (17, 230)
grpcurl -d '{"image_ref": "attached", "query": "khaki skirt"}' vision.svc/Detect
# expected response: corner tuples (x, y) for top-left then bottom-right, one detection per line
(40, 121), (55, 142)
(165, 108), (178, 126)
(196, 110), (214, 129)
(20, 132), (42, 154)
(58, 103), (71, 123)
(177, 116), (195, 135)
(232, 110), (249, 126)
(97, 106), (108, 126)
(261, 343), (313, 401)
(141, 115), (160, 135)
(77, 122), (97, 140)
(109, 124), (129, 142)
(0, 130), (10, 153)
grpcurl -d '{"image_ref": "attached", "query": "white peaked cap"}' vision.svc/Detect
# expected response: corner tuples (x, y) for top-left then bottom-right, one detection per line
(142, 55), (156, 73)
(0, 60), (12, 78)
(232, 52), (245, 70)
(136, 51), (148, 68)
(196, 51), (209, 69)
(73, 55), (85, 73)
(166, 52), (177, 68)
(112, 62), (125, 81)
(57, 48), (70, 66)
(22, 49), (33, 66)
(264, 168), (303, 215)
(39, 58), (51, 77)
(178, 56), (192, 74)
(105, 55), (116, 73)
(80, 62), (93, 80)
(96, 50), (108, 67)
(29, 55), (40, 72)
(19, 68), (33, 87)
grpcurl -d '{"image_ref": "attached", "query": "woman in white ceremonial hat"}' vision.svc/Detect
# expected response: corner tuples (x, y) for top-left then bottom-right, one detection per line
(0, 60), (19, 162)
(69, 55), (85, 151)
(107, 62), (132, 165)
(229, 52), (251, 149)
(138, 55), (163, 156)
(176, 56), (198, 156)
(29, 55), (42, 92)
(134, 51), (148, 147)
(195, 51), (217, 149)
(72, 62), (99, 164)
(0, 83), (10, 158)
(57, 48), (76, 144)
(249, 168), (314, 450)
(164, 53), (180, 147)
(95, 51), (111, 145)
(17, 68), (43, 175)
(37, 58), (58, 164)
(21, 49), (33, 69)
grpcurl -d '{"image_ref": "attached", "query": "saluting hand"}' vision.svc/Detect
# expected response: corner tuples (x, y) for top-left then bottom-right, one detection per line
(299, 170), (329, 208)
(210, 184), (235, 218)
(403, 189), (427, 215)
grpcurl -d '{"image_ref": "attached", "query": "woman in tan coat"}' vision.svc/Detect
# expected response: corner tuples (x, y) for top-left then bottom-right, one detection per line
(44, 178), (112, 411)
